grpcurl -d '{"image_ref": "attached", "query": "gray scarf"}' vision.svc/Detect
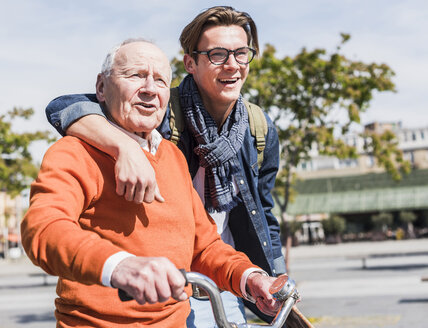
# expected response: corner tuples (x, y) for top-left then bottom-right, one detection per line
(178, 75), (248, 212)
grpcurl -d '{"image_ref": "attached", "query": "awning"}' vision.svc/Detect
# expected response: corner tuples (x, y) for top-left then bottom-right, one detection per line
(286, 185), (428, 215)
(283, 169), (428, 215)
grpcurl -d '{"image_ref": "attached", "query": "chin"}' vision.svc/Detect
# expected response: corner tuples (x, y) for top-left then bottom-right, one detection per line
(220, 91), (241, 103)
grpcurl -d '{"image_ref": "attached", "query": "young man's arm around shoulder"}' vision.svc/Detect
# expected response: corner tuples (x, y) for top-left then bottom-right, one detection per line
(45, 94), (163, 203)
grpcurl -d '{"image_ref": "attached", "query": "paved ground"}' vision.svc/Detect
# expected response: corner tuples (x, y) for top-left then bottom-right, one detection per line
(0, 257), (57, 328)
(286, 238), (428, 328)
(1, 239), (428, 327)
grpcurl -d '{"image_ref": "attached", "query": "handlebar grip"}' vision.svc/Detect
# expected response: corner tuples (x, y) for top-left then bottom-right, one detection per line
(118, 288), (133, 302)
(118, 268), (187, 302)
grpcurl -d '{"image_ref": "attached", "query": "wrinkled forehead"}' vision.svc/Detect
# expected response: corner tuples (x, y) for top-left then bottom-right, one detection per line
(113, 42), (171, 75)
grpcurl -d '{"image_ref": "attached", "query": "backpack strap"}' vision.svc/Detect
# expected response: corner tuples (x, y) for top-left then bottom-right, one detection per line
(169, 87), (185, 145)
(243, 99), (268, 168)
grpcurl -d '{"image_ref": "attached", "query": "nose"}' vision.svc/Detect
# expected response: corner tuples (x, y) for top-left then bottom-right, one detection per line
(139, 75), (156, 95)
(223, 52), (240, 70)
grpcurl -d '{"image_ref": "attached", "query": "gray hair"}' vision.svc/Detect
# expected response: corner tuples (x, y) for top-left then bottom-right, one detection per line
(100, 38), (151, 76)
(100, 37), (172, 83)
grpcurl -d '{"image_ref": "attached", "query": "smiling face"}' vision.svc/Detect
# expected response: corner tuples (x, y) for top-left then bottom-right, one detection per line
(96, 41), (171, 138)
(183, 25), (250, 125)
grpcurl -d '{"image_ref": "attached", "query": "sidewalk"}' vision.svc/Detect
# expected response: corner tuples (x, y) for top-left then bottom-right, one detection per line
(2, 239), (428, 328)
(288, 239), (428, 328)
(0, 256), (43, 277)
(3, 238), (428, 270)
(288, 238), (428, 260)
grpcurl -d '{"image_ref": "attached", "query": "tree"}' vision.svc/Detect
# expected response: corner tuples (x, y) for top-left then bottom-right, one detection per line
(170, 52), (187, 88)
(371, 212), (393, 240)
(242, 34), (409, 214)
(280, 219), (303, 245)
(1, 107), (53, 258)
(0, 107), (53, 197)
(239, 34), (410, 258)
(322, 215), (346, 244)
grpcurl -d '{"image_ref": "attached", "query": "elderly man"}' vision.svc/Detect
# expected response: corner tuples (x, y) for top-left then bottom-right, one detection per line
(21, 39), (280, 328)
(45, 7), (286, 326)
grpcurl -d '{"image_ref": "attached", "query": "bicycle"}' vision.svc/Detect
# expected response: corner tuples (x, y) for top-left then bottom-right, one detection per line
(120, 270), (314, 328)
(185, 271), (300, 328)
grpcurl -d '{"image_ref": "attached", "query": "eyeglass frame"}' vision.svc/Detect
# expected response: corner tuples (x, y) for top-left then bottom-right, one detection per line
(192, 46), (256, 65)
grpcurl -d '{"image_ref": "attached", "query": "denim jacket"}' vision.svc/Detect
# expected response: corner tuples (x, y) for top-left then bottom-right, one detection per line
(46, 94), (286, 277)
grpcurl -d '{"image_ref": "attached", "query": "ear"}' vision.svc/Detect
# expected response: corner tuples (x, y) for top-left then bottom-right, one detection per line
(183, 54), (196, 74)
(95, 73), (106, 103)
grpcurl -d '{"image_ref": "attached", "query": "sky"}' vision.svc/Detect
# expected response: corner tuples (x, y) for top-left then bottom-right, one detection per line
(1, 0), (427, 161)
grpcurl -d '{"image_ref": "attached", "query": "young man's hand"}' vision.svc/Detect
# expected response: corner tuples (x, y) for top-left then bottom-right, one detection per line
(246, 272), (282, 316)
(115, 141), (164, 204)
(66, 114), (164, 204)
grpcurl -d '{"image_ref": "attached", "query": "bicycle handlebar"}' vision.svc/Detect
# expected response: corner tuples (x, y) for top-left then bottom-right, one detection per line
(185, 271), (300, 328)
(119, 270), (300, 328)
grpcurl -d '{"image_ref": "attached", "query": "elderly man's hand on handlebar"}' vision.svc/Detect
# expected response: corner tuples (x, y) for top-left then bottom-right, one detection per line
(111, 257), (188, 304)
(246, 272), (283, 317)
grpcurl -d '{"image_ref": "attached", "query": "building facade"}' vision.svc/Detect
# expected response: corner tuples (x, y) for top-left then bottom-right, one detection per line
(296, 122), (428, 179)
(285, 122), (428, 242)
(0, 191), (23, 258)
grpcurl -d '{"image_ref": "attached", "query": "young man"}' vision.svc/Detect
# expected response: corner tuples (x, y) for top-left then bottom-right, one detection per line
(23, 39), (281, 328)
(45, 6), (286, 326)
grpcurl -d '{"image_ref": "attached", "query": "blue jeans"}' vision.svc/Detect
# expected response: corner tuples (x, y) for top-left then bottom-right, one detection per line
(186, 291), (246, 328)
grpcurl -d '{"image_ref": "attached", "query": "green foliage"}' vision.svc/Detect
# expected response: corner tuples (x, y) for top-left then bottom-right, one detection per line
(371, 212), (393, 230)
(280, 219), (303, 240)
(363, 130), (411, 180)
(171, 51), (187, 88)
(289, 220), (303, 236)
(322, 215), (346, 236)
(240, 34), (409, 217)
(398, 211), (417, 224)
(0, 107), (53, 197)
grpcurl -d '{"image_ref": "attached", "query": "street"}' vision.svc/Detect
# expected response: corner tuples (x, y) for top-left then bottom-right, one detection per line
(0, 259), (56, 328)
(1, 239), (428, 327)
(289, 239), (428, 328)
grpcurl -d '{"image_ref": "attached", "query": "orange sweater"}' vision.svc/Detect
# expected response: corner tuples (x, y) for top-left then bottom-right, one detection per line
(21, 137), (256, 328)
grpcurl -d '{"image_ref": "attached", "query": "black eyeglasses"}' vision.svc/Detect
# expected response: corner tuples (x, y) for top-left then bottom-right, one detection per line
(193, 47), (256, 65)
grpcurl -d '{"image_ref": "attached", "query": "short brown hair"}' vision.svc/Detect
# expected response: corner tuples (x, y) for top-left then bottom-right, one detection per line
(180, 6), (259, 61)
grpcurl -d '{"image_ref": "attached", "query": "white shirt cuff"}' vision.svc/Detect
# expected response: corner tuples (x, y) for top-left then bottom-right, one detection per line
(240, 268), (269, 303)
(101, 251), (135, 287)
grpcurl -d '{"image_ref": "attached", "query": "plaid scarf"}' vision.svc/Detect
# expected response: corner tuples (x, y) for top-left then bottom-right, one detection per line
(179, 75), (248, 213)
